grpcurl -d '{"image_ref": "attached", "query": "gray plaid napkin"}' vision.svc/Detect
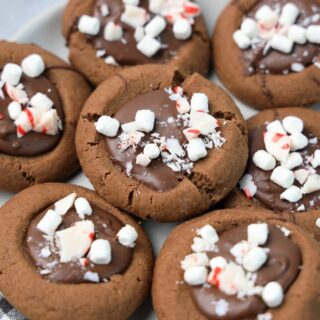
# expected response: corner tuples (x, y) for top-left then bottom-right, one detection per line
(0, 294), (25, 320)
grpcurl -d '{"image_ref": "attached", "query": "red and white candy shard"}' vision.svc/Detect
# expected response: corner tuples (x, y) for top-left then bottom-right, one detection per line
(37, 209), (62, 235)
(189, 110), (218, 135)
(84, 271), (100, 283)
(54, 192), (77, 216)
(56, 220), (94, 263)
(239, 173), (257, 198)
(264, 130), (291, 163)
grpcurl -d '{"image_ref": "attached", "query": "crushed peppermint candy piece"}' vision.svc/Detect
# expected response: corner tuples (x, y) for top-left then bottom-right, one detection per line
(239, 173), (257, 198)
(84, 271), (100, 283)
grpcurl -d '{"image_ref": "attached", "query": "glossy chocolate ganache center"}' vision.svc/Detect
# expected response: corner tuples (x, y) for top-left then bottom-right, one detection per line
(240, 0), (320, 75)
(26, 204), (132, 283)
(0, 74), (64, 157)
(190, 224), (301, 320)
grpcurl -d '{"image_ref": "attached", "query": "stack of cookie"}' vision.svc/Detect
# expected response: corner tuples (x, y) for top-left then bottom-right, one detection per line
(0, 0), (319, 319)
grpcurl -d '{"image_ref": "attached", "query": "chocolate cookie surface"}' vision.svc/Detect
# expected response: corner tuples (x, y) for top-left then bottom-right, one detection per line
(0, 183), (153, 320)
(213, 0), (320, 110)
(0, 41), (91, 192)
(76, 65), (248, 221)
(153, 209), (320, 319)
(62, 0), (210, 86)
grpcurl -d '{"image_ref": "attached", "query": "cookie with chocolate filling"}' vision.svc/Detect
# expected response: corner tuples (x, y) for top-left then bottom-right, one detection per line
(76, 65), (248, 221)
(0, 41), (91, 192)
(213, 0), (320, 110)
(153, 208), (320, 319)
(62, 0), (210, 86)
(223, 108), (320, 241)
(0, 183), (153, 320)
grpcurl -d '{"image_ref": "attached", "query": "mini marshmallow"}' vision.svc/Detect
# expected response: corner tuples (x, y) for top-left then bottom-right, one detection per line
(253, 150), (276, 171)
(74, 197), (92, 219)
(145, 15), (166, 38)
(134, 26), (145, 42)
(105, 56), (118, 66)
(166, 138), (185, 157)
(173, 19), (192, 40)
(306, 25), (320, 44)
(189, 111), (218, 135)
(144, 143), (160, 159)
(21, 54), (45, 78)
(197, 225), (219, 245)
(1, 63), (22, 86)
(291, 62), (305, 73)
(270, 34), (293, 54)
(121, 5), (148, 28)
(123, 0), (140, 5)
(230, 240), (251, 264)
(117, 224), (138, 247)
(191, 237), (216, 253)
(240, 18), (258, 38)
(184, 266), (208, 286)
(181, 253), (209, 270)
(95, 115), (120, 137)
(78, 15), (100, 35)
(209, 256), (227, 270)
(88, 239), (111, 264)
(282, 116), (303, 134)
(137, 35), (161, 57)
(282, 152), (303, 170)
(316, 218), (320, 228)
(100, 4), (109, 16)
(54, 192), (77, 215)
(248, 223), (269, 246)
(311, 149), (320, 168)
(121, 121), (138, 133)
(7, 101), (22, 120)
(183, 128), (201, 141)
(294, 168), (310, 185)
(270, 166), (294, 189)
(266, 120), (286, 134)
(104, 22), (123, 41)
(84, 271), (99, 283)
(280, 185), (302, 202)
(279, 3), (299, 26)
(288, 25), (307, 44)
(243, 247), (267, 272)
(264, 131), (290, 162)
(239, 173), (257, 198)
(135, 109), (155, 132)
(149, 0), (165, 14)
(187, 138), (207, 162)
(37, 209), (62, 235)
(136, 153), (151, 166)
(262, 282), (284, 308)
(290, 132), (308, 151)
(233, 30), (251, 49)
(30, 93), (54, 111)
(255, 5), (278, 28)
(190, 93), (209, 112)
(176, 97), (190, 114)
(301, 174), (320, 194)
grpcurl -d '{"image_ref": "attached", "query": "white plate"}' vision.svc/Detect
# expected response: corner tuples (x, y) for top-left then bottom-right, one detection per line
(7, 1), (320, 319)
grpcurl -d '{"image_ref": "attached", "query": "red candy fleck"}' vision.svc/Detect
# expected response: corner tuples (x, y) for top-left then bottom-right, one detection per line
(187, 129), (200, 135)
(24, 108), (35, 128)
(208, 267), (222, 287)
(271, 133), (285, 143)
(244, 188), (253, 199)
(183, 2), (200, 15)
(89, 232), (94, 240)
(17, 125), (26, 136)
(281, 143), (290, 150)
(0, 113), (4, 120)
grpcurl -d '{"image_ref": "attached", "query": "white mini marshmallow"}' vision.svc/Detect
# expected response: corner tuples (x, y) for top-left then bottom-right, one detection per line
(137, 35), (161, 57)
(190, 93), (209, 112)
(7, 101), (22, 120)
(255, 5), (278, 27)
(240, 18), (258, 38)
(135, 109), (155, 132)
(121, 5), (148, 28)
(123, 0), (140, 5)
(279, 3), (299, 26)
(262, 282), (284, 308)
(149, 0), (165, 14)
(270, 34), (293, 54)
(184, 266), (208, 286)
(187, 138), (207, 162)
(173, 19), (192, 40)
(288, 25), (307, 44)
(248, 223), (269, 246)
(88, 239), (111, 264)
(78, 15), (100, 35)
(243, 247), (267, 272)
(100, 4), (109, 17)
(144, 143), (160, 159)
(311, 149), (320, 168)
(209, 256), (227, 270)
(280, 185), (302, 202)
(21, 54), (45, 78)
(301, 174), (320, 194)
(266, 120), (286, 134)
(95, 115), (120, 137)
(239, 173), (257, 198)
(181, 253), (209, 270)
(230, 240), (250, 264)
(306, 25), (320, 44)
(136, 153), (151, 166)
(54, 192), (77, 216)
(176, 97), (190, 114)
(197, 225), (219, 245)
(294, 168), (310, 185)
(233, 30), (251, 49)
(290, 133), (308, 151)
(74, 197), (92, 219)
(121, 121), (138, 133)
(316, 218), (320, 228)
(282, 152), (302, 170)
(37, 209), (62, 235)
(191, 237), (216, 253)
(1, 63), (22, 85)
(134, 26), (145, 42)
(145, 15), (166, 38)
(253, 150), (276, 171)
(84, 271), (99, 283)
(282, 116), (303, 134)
(104, 22), (123, 41)
(117, 224), (138, 247)
(30, 93), (54, 111)
(270, 166), (294, 189)
(291, 62), (305, 73)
